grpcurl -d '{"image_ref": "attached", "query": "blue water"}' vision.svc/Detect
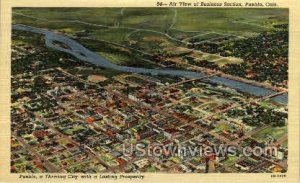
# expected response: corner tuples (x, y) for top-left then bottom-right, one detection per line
(12, 24), (288, 105)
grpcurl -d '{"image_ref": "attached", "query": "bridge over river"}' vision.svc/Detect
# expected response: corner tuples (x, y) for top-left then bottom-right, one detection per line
(12, 24), (287, 105)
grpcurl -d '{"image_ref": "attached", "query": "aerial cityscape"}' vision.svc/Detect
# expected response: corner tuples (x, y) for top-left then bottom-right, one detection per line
(11, 8), (288, 173)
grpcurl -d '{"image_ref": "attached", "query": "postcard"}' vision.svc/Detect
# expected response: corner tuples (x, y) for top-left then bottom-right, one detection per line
(0, 0), (299, 182)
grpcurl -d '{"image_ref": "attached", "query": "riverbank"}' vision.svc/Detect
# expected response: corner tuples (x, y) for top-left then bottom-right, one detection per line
(12, 24), (288, 105)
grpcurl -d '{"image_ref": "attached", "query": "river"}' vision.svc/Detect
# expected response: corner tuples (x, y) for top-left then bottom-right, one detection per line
(12, 24), (288, 105)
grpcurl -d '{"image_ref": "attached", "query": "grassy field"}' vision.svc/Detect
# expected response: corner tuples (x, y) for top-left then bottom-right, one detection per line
(210, 57), (243, 67)
(253, 126), (287, 142)
(13, 8), (288, 39)
(183, 32), (225, 43)
(174, 8), (288, 36)
(282, 140), (288, 148)
(221, 155), (239, 166)
(214, 121), (230, 133)
(89, 28), (132, 43)
(128, 30), (180, 53)
(75, 38), (158, 68)
(13, 8), (123, 26)
(12, 8), (288, 70)
(120, 8), (174, 32)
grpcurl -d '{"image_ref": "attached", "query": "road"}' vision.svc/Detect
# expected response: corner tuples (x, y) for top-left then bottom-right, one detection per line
(13, 132), (64, 173)
(13, 23), (287, 105)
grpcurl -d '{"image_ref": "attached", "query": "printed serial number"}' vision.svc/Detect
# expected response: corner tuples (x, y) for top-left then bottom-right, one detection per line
(271, 174), (286, 178)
